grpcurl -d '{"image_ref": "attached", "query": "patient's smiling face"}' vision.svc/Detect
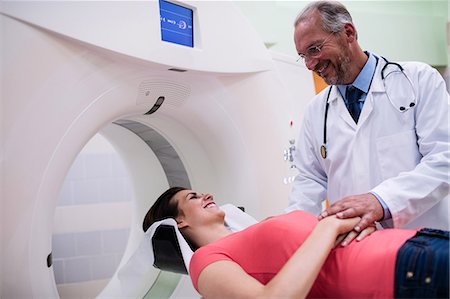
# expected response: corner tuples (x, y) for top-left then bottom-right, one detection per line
(173, 189), (225, 229)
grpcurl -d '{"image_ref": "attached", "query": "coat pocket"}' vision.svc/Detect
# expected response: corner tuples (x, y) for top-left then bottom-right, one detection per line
(376, 129), (421, 180)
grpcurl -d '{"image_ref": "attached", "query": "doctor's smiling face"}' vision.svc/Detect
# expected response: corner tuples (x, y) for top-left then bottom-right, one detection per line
(294, 10), (357, 85)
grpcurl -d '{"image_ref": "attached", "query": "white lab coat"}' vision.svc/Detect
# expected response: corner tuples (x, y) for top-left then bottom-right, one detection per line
(287, 56), (450, 230)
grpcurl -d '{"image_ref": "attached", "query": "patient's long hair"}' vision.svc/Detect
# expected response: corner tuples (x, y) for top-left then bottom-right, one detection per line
(143, 187), (187, 232)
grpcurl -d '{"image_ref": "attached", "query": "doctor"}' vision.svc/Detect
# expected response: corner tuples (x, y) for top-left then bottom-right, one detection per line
(287, 0), (449, 244)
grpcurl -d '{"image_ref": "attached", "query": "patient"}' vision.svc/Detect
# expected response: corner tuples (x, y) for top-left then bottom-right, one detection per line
(143, 187), (449, 299)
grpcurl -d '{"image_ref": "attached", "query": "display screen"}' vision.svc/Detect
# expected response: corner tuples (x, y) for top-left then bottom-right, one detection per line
(159, 0), (193, 47)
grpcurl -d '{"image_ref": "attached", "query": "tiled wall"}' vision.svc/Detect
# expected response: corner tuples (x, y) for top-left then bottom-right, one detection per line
(52, 229), (129, 284)
(52, 134), (133, 285)
(57, 151), (133, 206)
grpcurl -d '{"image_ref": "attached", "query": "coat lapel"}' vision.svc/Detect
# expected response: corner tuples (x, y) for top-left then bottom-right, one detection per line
(358, 61), (386, 127)
(329, 86), (357, 130)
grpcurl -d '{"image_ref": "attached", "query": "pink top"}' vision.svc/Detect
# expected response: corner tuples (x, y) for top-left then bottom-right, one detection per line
(189, 210), (417, 298)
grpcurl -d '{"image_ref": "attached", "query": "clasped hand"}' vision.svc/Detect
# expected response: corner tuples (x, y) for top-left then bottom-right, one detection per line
(319, 193), (383, 246)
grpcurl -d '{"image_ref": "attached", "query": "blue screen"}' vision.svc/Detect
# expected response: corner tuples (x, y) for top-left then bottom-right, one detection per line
(159, 0), (193, 47)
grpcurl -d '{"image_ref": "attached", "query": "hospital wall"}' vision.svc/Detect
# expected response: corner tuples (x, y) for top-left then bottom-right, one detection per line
(236, 1), (448, 67)
(236, 0), (449, 92)
(52, 134), (134, 297)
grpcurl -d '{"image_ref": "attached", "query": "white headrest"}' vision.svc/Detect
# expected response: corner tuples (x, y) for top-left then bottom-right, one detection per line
(106, 204), (257, 298)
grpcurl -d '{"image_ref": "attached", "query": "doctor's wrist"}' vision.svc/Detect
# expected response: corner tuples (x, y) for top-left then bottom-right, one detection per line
(370, 191), (392, 221)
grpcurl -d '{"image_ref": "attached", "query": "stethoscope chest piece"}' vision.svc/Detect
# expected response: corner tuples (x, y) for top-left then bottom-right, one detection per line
(320, 144), (327, 159)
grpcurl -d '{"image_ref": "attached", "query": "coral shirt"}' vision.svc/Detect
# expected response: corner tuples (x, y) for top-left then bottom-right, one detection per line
(189, 210), (416, 298)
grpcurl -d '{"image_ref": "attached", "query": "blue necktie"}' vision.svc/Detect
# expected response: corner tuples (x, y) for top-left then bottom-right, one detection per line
(346, 86), (364, 123)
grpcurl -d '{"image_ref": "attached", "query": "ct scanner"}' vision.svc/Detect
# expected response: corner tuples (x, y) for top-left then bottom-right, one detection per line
(1, 1), (316, 298)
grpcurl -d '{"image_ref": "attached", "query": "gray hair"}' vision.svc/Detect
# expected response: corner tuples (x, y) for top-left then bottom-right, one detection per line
(294, 1), (353, 34)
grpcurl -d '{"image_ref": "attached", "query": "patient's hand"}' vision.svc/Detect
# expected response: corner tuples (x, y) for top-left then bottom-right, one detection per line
(334, 225), (377, 247)
(317, 216), (375, 248)
(318, 193), (382, 245)
(318, 215), (361, 238)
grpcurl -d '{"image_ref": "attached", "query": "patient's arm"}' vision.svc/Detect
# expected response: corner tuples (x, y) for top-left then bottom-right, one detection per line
(196, 216), (359, 299)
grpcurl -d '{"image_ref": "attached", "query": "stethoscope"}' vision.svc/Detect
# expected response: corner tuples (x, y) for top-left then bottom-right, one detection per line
(320, 57), (417, 159)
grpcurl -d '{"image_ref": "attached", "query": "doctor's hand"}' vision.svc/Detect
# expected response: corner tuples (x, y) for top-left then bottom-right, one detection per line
(318, 193), (383, 245)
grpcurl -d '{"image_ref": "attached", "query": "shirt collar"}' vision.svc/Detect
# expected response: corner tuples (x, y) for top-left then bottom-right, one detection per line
(337, 51), (377, 96)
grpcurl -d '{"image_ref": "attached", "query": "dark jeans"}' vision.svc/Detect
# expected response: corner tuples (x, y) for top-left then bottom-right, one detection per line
(395, 228), (449, 298)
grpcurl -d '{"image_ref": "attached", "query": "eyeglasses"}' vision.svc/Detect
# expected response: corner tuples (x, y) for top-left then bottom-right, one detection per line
(297, 32), (335, 64)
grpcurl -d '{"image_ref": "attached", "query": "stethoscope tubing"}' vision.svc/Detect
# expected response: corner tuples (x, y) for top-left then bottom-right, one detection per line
(321, 87), (332, 159)
(320, 57), (416, 160)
